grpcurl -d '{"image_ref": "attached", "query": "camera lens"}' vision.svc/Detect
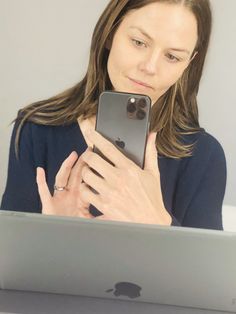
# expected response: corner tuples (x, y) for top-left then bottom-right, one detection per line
(136, 109), (146, 120)
(127, 98), (137, 113)
(137, 98), (147, 109)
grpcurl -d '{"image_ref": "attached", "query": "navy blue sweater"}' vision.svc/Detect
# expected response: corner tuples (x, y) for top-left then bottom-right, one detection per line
(1, 121), (227, 230)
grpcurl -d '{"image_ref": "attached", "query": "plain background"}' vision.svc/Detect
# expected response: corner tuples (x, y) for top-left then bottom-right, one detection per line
(0, 0), (235, 208)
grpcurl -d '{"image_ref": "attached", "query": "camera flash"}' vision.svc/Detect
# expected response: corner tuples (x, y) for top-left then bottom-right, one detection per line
(130, 98), (135, 103)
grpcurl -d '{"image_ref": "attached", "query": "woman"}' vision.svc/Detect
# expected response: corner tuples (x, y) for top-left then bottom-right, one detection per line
(1, 0), (226, 229)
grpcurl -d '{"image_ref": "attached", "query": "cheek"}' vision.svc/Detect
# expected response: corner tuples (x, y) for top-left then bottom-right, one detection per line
(107, 53), (120, 88)
(107, 37), (136, 78)
(160, 63), (188, 87)
(107, 52), (132, 89)
(151, 63), (189, 102)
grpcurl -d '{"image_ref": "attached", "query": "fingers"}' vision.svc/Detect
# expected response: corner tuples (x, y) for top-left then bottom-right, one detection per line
(81, 164), (107, 194)
(36, 167), (51, 204)
(144, 132), (158, 171)
(85, 129), (134, 169)
(69, 199), (93, 218)
(67, 157), (84, 189)
(79, 181), (102, 212)
(81, 151), (115, 181)
(54, 151), (78, 188)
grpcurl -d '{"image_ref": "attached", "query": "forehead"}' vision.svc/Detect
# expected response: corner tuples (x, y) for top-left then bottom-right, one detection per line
(119, 2), (198, 49)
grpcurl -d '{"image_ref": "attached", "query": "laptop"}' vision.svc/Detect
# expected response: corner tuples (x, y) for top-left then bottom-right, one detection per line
(0, 209), (236, 313)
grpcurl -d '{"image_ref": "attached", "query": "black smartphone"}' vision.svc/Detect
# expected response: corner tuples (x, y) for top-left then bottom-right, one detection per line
(93, 90), (151, 169)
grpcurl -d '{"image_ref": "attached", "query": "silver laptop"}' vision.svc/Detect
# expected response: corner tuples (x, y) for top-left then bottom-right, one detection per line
(0, 209), (236, 313)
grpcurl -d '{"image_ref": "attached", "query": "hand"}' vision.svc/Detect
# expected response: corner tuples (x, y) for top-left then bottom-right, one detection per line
(79, 129), (172, 225)
(36, 150), (93, 218)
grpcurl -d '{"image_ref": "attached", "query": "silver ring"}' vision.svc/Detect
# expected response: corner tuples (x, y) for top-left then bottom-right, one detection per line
(54, 185), (67, 191)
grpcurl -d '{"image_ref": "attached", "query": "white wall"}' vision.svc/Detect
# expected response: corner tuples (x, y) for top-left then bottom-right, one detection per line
(0, 0), (235, 210)
(198, 0), (236, 207)
(0, 0), (109, 195)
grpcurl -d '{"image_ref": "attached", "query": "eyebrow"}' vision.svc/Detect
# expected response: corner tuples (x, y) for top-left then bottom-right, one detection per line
(128, 26), (191, 55)
(129, 26), (153, 41)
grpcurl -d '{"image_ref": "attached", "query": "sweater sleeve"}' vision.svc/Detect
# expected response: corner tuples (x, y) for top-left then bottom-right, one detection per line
(1, 120), (42, 213)
(171, 133), (227, 230)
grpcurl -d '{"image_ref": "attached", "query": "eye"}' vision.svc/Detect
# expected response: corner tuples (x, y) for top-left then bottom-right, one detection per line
(131, 39), (147, 48)
(166, 53), (180, 63)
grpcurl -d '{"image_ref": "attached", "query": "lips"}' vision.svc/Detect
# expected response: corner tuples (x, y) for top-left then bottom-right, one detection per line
(128, 77), (153, 89)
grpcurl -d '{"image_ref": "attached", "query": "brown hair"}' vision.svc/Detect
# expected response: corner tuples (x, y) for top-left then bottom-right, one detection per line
(15, 0), (212, 158)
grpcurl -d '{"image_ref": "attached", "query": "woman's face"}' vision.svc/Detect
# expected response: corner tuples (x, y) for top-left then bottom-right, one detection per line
(107, 2), (198, 105)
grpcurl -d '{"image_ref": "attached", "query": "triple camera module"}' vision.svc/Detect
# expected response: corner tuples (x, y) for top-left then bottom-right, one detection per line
(126, 97), (147, 120)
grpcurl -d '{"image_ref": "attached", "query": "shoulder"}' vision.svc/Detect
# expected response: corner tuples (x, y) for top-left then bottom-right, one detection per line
(159, 130), (226, 168)
(16, 121), (86, 166)
(12, 120), (85, 164)
(158, 130), (227, 186)
(182, 130), (226, 163)
(16, 120), (78, 138)
(177, 130), (227, 187)
(14, 120), (81, 148)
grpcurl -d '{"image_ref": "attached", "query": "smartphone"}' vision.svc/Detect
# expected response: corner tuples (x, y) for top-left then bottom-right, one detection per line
(93, 90), (151, 169)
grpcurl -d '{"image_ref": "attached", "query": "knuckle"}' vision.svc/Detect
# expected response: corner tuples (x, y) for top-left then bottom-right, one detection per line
(84, 151), (96, 166)
(103, 143), (114, 156)
(81, 166), (86, 177)
(80, 181), (86, 191)
(127, 165), (140, 179)
(84, 150), (93, 161)
(79, 183), (87, 199)
(63, 164), (72, 173)
(115, 173), (126, 187)
(82, 166), (92, 182)
(88, 154), (98, 167)
(106, 187), (119, 203)
(55, 173), (67, 186)
(100, 200), (110, 213)
(114, 168), (130, 186)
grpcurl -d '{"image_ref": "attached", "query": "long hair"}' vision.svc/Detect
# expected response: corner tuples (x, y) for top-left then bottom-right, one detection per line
(15, 0), (212, 158)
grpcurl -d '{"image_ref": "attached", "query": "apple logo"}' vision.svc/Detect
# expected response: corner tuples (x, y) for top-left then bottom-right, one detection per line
(106, 282), (142, 299)
(115, 137), (125, 149)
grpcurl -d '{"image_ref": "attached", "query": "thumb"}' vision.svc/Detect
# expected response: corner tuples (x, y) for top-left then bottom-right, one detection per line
(36, 167), (52, 206)
(144, 132), (158, 171)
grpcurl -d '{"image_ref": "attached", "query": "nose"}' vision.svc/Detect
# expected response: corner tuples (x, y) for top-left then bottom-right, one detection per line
(138, 50), (161, 75)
